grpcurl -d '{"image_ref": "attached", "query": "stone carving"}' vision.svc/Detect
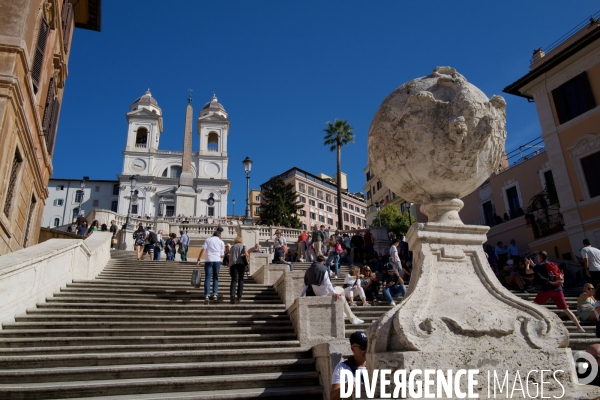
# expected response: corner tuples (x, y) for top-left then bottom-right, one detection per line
(478, 185), (492, 201)
(568, 133), (600, 157)
(366, 67), (598, 397)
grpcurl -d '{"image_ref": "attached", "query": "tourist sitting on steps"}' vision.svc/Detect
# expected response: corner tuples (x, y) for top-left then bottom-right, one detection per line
(330, 331), (368, 400)
(298, 255), (364, 325)
(343, 266), (370, 307)
(361, 266), (380, 305)
(577, 283), (597, 322)
(272, 244), (293, 271)
(382, 262), (406, 306)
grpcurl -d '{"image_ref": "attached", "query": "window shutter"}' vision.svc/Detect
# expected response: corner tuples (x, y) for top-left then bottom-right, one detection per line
(578, 72), (597, 111)
(61, 1), (74, 53)
(46, 98), (61, 155)
(31, 18), (50, 93)
(42, 77), (55, 133)
(551, 86), (570, 125)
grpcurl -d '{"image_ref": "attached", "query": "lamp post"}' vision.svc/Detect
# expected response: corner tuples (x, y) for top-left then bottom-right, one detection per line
(232, 199), (235, 220)
(159, 196), (165, 219)
(125, 175), (137, 230)
(402, 201), (413, 225)
(375, 201), (381, 227)
(78, 176), (89, 219)
(243, 156), (253, 225)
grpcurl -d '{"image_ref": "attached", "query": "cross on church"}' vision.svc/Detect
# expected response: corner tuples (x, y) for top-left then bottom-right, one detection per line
(187, 88), (193, 104)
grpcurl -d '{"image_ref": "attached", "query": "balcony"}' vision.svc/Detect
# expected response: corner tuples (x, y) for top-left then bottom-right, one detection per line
(135, 143), (146, 148)
(530, 213), (565, 240)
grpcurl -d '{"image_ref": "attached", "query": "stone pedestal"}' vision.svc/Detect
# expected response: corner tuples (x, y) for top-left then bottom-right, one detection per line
(175, 187), (195, 217)
(289, 296), (345, 347)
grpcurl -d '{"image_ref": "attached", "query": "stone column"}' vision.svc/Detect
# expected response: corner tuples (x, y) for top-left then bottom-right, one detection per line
(175, 100), (196, 216)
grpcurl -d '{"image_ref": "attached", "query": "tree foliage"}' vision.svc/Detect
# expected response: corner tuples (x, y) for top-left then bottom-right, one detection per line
(371, 204), (412, 238)
(258, 177), (303, 228)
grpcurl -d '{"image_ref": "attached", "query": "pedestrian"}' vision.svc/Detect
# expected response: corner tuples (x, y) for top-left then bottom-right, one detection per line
(364, 229), (374, 253)
(165, 233), (176, 261)
(141, 226), (156, 261)
(390, 239), (402, 271)
(582, 239), (600, 286)
(351, 230), (365, 265)
(325, 235), (340, 278)
(330, 331), (368, 400)
(67, 222), (77, 233)
(495, 241), (507, 266)
(223, 244), (231, 267)
(133, 223), (145, 260)
(273, 229), (286, 253)
(506, 239), (519, 257)
(153, 229), (164, 261)
(272, 244), (293, 271)
(229, 236), (249, 304)
(178, 230), (189, 261)
(197, 227), (225, 301)
(76, 221), (87, 236)
(313, 225), (325, 257)
(525, 251), (585, 332)
(297, 230), (307, 262)
(87, 220), (99, 235)
(109, 220), (118, 250)
(382, 262), (407, 306)
(298, 255), (364, 325)
(305, 233), (316, 262)
(75, 213), (87, 227)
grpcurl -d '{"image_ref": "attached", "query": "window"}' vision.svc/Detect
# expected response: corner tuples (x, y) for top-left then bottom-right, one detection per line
(131, 205), (138, 215)
(543, 170), (559, 205)
(349, 204), (354, 211)
(75, 190), (84, 203)
(255, 195), (260, 202)
(166, 205), (175, 217)
(350, 215), (355, 224)
(363, 220), (367, 228)
(94, 186), (99, 193)
(372, 185), (376, 194)
(135, 127), (148, 147)
(93, 200), (99, 207)
(3, 149), (22, 217)
(343, 202), (348, 208)
(53, 217), (60, 227)
(310, 212), (316, 219)
(308, 187), (315, 196)
(327, 218), (334, 225)
(317, 190), (323, 200)
(385, 195), (389, 203)
(482, 201), (494, 226)
(552, 72), (596, 125)
(505, 187), (521, 219)
(334, 197), (338, 206)
(53, 199), (64, 206)
(208, 207), (215, 217)
(61, 0), (74, 52)
(56, 185), (64, 190)
(111, 201), (118, 212)
(318, 203), (324, 210)
(344, 213), (349, 222)
(113, 184), (120, 195)
(327, 206), (333, 212)
(207, 132), (219, 151)
(23, 195), (37, 247)
(361, 209), (365, 215)
(298, 183), (306, 193)
(309, 199), (316, 206)
(326, 194), (332, 203)
(377, 181), (382, 190)
(581, 151), (600, 198)
(170, 166), (182, 179)
(72, 208), (80, 220)
(366, 190), (371, 200)
(299, 210), (306, 216)
(319, 215), (325, 222)
(345, 225), (350, 230)
(300, 196), (306, 203)
(31, 17), (49, 93)
(41, 77), (59, 155)
(254, 207), (260, 215)
(356, 217), (361, 225)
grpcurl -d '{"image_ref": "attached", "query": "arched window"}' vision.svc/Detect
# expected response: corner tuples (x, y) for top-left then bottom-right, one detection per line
(162, 168), (168, 177)
(207, 132), (219, 151)
(136, 127), (148, 147)
(53, 218), (60, 227)
(170, 166), (182, 179)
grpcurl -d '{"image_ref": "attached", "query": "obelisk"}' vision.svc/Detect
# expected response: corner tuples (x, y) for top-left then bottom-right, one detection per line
(175, 91), (196, 216)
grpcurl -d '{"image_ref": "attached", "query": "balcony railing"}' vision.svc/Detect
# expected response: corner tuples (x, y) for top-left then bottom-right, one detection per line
(531, 213), (565, 240)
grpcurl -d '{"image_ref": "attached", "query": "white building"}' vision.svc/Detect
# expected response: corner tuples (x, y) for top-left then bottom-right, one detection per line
(42, 178), (120, 228)
(117, 91), (230, 219)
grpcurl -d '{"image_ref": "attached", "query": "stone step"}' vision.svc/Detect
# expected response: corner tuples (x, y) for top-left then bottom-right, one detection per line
(0, 333), (298, 348)
(53, 290), (280, 301)
(0, 371), (320, 399)
(34, 302), (286, 310)
(23, 308), (287, 316)
(0, 358), (317, 384)
(0, 347), (311, 369)
(0, 340), (301, 355)
(66, 282), (276, 292)
(2, 319), (293, 330)
(15, 313), (289, 322)
(43, 296), (281, 305)
(71, 279), (273, 290)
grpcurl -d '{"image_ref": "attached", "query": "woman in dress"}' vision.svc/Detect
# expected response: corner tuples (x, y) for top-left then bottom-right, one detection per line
(133, 224), (146, 260)
(578, 283), (597, 321)
(343, 266), (370, 307)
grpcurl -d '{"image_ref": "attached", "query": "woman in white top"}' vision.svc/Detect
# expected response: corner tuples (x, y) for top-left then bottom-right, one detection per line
(343, 266), (370, 307)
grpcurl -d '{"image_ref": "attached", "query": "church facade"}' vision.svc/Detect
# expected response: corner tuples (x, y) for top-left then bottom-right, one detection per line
(116, 91), (230, 219)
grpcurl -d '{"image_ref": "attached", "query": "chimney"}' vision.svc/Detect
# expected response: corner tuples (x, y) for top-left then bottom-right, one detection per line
(532, 48), (545, 62)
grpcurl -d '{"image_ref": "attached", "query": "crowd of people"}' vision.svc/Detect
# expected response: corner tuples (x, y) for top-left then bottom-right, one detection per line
(132, 224), (190, 261)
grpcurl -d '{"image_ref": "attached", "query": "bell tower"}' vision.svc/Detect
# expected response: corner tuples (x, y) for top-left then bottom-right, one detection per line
(125, 90), (164, 153)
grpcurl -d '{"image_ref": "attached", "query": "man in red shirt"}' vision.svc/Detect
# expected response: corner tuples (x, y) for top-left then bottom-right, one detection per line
(298, 231), (307, 262)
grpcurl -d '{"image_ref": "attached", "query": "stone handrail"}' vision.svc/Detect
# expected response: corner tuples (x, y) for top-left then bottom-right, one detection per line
(0, 232), (112, 325)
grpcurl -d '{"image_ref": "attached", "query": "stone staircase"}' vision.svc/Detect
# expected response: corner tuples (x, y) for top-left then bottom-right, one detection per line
(0, 252), (322, 400)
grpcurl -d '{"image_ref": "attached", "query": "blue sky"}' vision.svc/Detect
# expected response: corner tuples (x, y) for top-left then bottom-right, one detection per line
(54, 1), (599, 215)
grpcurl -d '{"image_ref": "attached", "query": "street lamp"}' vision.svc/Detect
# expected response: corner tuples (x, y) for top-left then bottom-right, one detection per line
(375, 201), (381, 228)
(402, 201), (413, 225)
(125, 175), (137, 230)
(232, 199), (235, 219)
(78, 176), (89, 219)
(243, 157), (253, 225)
(159, 196), (165, 218)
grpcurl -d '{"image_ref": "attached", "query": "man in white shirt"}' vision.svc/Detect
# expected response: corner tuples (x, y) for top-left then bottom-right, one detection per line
(197, 227), (225, 301)
(330, 331), (368, 400)
(390, 239), (401, 271)
(582, 238), (600, 286)
(299, 255), (363, 325)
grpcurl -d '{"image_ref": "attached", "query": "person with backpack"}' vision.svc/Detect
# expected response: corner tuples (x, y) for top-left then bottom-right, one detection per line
(141, 226), (157, 261)
(330, 331), (368, 400)
(525, 251), (585, 332)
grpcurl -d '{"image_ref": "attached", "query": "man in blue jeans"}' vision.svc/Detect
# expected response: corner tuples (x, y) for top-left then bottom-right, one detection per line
(179, 230), (190, 261)
(273, 244), (293, 271)
(196, 227), (225, 301)
(382, 262), (406, 306)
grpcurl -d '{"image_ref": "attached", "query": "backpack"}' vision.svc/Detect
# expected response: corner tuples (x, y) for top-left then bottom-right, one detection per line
(543, 262), (564, 287)
(148, 231), (157, 245)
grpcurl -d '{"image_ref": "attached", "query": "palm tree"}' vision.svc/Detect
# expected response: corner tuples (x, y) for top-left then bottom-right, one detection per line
(323, 119), (355, 230)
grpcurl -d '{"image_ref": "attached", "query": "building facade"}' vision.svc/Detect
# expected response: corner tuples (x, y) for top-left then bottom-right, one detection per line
(0, 0), (101, 254)
(41, 178), (120, 228)
(249, 189), (261, 222)
(261, 167), (367, 231)
(116, 92), (230, 220)
(503, 14), (600, 255)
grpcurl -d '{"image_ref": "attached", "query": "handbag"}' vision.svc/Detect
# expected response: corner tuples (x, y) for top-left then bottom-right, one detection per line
(343, 278), (359, 289)
(240, 246), (250, 273)
(111, 238), (118, 245)
(177, 243), (184, 254)
(191, 269), (202, 288)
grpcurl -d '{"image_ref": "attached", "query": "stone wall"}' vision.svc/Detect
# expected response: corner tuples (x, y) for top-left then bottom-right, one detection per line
(0, 232), (112, 324)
